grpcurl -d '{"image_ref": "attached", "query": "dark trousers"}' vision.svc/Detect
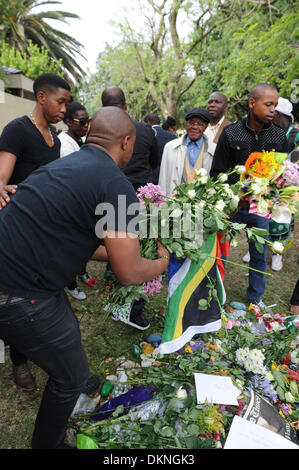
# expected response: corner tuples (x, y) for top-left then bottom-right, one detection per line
(67, 266), (87, 291)
(0, 291), (89, 449)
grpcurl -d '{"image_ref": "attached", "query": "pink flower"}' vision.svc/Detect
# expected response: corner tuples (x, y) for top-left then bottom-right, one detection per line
(282, 161), (299, 185)
(143, 275), (163, 296)
(137, 183), (167, 208)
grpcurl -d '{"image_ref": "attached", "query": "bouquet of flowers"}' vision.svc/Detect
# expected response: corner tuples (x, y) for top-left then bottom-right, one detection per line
(239, 151), (299, 227)
(101, 166), (272, 320)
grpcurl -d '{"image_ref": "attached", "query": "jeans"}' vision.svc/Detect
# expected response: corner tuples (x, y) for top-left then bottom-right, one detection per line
(67, 265), (87, 290)
(231, 208), (269, 303)
(0, 290), (89, 449)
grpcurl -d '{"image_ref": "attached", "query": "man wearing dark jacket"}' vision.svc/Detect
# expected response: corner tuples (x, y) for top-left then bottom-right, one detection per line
(144, 112), (177, 184)
(101, 87), (158, 191)
(101, 87), (159, 329)
(210, 83), (288, 308)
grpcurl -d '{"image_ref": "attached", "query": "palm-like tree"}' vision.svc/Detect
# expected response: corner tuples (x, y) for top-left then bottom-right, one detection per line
(0, 0), (86, 81)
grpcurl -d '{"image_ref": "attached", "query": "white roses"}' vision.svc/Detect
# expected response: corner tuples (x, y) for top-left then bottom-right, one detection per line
(272, 241), (284, 254)
(236, 347), (267, 375)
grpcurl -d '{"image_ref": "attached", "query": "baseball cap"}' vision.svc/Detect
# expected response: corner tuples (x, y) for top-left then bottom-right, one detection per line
(185, 107), (211, 124)
(275, 97), (294, 122)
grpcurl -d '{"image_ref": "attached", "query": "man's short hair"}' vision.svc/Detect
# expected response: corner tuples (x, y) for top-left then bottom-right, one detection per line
(248, 83), (278, 101)
(64, 102), (86, 122)
(144, 113), (160, 125)
(33, 73), (71, 99)
(101, 87), (126, 108)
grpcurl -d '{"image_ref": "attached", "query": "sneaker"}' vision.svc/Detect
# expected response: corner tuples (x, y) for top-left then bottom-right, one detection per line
(127, 312), (150, 331)
(80, 272), (97, 286)
(13, 363), (36, 391)
(65, 287), (87, 300)
(242, 251), (250, 263)
(256, 300), (275, 313)
(271, 254), (283, 271)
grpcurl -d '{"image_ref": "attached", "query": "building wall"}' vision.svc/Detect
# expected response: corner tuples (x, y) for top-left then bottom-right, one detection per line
(0, 93), (66, 133)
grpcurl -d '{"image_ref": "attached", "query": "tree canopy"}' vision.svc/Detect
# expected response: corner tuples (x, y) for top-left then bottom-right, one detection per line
(76, 0), (299, 123)
(0, 0), (85, 81)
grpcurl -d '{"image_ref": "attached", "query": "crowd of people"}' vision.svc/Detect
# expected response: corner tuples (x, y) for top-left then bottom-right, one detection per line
(0, 73), (298, 449)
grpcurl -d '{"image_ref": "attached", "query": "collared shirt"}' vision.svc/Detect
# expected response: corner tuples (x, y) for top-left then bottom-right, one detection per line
(205, 115), (225, 143)
(185, 135), (204, 170)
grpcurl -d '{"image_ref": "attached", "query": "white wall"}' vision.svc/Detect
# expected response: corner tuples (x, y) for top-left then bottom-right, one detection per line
(0, 93), (66, 133)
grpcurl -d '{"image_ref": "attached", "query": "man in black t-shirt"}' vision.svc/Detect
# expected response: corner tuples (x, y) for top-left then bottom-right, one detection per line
(101, 86), (159, 329)
(0, 73), (71, 391)
(0, 107), (170, 449)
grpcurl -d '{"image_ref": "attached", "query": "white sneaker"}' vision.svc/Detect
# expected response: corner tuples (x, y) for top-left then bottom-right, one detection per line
(65, 287), (87, 300)
(271, 254), (283, 271)
(242, 251), (250, 263)
(256, 300), (275, 313)
(80, 273), (92, 285)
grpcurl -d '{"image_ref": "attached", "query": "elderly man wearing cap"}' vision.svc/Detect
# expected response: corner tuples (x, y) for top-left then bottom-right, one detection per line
(159, 107), (213, 196)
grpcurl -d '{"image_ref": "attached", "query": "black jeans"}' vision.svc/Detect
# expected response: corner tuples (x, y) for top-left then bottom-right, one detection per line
(67, 266), (87, 291)
(0, 291), (89, 449)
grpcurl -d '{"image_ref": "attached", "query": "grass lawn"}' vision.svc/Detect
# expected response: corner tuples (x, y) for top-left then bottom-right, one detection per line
(0, 227), (298, 449)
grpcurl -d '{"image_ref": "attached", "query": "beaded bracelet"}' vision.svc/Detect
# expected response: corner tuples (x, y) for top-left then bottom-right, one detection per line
(159, 255), (169, 260)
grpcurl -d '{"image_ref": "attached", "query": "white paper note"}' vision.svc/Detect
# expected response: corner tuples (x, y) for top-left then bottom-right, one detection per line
(194, 373), (241, 406)
(224, 415), (299, 449)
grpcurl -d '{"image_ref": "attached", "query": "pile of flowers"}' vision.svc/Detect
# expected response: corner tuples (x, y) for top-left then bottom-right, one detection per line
(247, 303), (299, 332)
(74, 303), (299, 450)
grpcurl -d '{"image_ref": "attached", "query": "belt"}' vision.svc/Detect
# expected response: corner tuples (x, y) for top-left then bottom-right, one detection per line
(0, 291), (25, 306)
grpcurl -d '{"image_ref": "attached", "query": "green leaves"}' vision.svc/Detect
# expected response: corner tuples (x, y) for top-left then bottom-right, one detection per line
(77, 434), (99, 450)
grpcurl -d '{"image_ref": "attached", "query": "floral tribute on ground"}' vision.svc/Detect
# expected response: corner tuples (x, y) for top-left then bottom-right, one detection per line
(74, 304), (299, 449)
(74, 154), (299, 449)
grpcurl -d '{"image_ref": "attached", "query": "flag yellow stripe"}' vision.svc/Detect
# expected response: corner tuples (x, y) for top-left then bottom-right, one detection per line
(173, 239), (217, 339)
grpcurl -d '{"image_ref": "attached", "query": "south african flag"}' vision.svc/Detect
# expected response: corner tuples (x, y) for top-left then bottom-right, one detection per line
(159, 232), (227, 354)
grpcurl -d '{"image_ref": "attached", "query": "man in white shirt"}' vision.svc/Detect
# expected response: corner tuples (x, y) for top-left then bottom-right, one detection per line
(204, 92), (231, 156)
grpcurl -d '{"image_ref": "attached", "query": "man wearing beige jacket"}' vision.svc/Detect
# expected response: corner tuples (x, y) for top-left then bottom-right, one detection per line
(158, 107), (213, 195)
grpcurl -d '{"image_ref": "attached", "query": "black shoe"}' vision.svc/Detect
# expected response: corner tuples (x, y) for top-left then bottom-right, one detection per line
(127, 312), (150, 331)
(82, 375), (100, 395)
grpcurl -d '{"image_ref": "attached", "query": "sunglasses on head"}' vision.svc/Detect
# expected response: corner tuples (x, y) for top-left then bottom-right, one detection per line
(73, 118), (90, 126)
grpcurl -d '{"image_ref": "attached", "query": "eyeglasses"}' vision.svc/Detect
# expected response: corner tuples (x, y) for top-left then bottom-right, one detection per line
(73, 118), (91, 126)
(186, 120), (207, 129)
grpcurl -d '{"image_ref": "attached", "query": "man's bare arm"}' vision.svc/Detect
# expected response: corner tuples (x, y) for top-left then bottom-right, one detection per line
(91, 245), (109, 261)
(103, 231), (169, 285)
(0, 151), (18, 208)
